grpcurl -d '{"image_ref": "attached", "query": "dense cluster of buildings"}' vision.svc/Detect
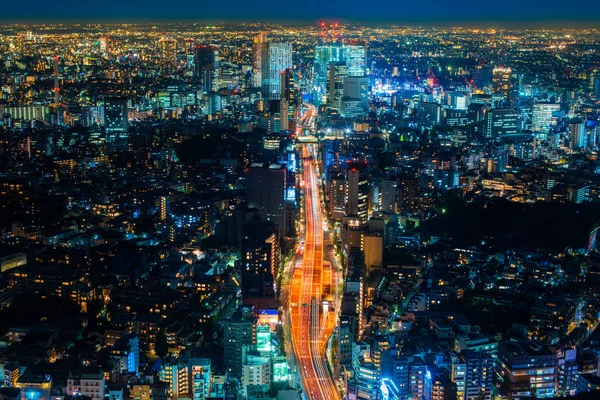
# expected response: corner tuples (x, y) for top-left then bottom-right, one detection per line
(1, 22), (600, 400)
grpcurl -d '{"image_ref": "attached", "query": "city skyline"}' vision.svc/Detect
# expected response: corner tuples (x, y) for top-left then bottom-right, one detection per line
(2, 15), (600, 400)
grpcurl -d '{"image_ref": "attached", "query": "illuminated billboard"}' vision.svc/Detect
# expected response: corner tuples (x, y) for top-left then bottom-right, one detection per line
(256, 325), (271, 353)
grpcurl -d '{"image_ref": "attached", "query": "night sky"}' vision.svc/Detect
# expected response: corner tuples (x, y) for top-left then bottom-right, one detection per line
(2, 0), (600, 25)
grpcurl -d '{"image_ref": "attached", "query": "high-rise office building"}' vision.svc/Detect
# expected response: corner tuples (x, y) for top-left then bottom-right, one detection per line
(343, 75), (369, 106)
(185, 39), (195, 71)
(314, 41), (366, 103)
(206, 92), (222, 115)
(195, 46), (219, 92)
(99, 35), (109, 54)
(492, 66), (512, 101)
(0, 104), (49, 122)
(417, 102), (442, 127)
(380, 178), (398, 213)
(568, 121), (586, 149)
(363, 231), (383, 271)
(104, 97), (128, 133)
(195, 45), (216, 76)
(327, 62), (349, 111)
(314, 44), (343, 104)
(517, 98), (533, 131)
(279, 69), (297, 130)
(346, 162), (369, 225)
(484, 108), (518, 137)
(447, 91), (468, 110)
(252, 33), (267, 87)
(588, 125), (599, 149)
(343, 42), (367, 77)
(261, 43), (292, 100)
(532, 103), (561, 135)
(340, 98), (365, 118)
(246, 163), (287, 238)
(328, 168), (346, 220)
(158, 37), (177, 68)
(260, 112), (282, 134)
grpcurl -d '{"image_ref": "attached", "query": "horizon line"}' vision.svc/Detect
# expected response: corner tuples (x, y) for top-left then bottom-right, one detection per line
(0, 17), (599, 29)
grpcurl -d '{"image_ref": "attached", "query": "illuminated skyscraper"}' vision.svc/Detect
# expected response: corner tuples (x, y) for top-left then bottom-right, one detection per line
(280, 69), (296, 130)
(327, 62), (348, 111)
(103, 97), (128, 133)
(252, 32), (267, 88)
(184, 39), (195, 71)
(517, 98), (533, 130)
(532, 103), (561, 135)
(158, 37), (177, 68)
(195, 45), (219, 92)
(328, 169), (346, 220)
(484, 108), (518, 138)
(346, 162), (369, 225)
(261, 43), (292, 100)
(314, 44), (342, 103)
(195, 45), (215, 75)
(314, 41), (366, 104)
(99, 35), (109, 54)
(492, 66), (512, 101)
(568, 121), (586, 149)
(343, 41), (367, 77)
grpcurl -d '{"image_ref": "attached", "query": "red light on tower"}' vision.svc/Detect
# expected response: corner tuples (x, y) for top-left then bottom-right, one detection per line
(319, 21), (341, 43)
